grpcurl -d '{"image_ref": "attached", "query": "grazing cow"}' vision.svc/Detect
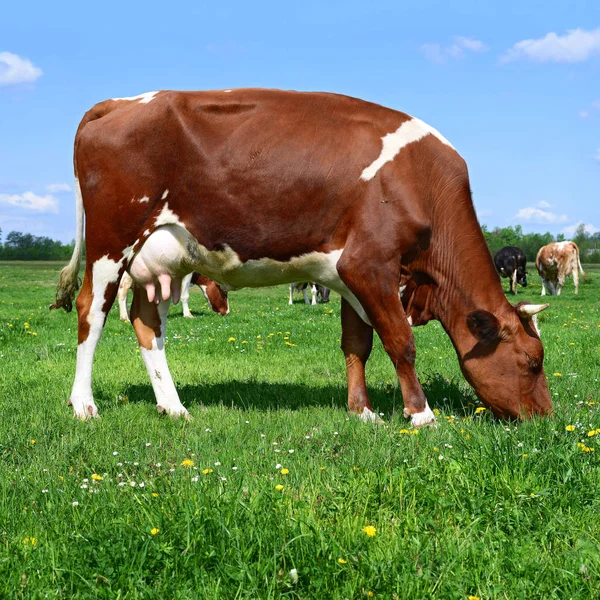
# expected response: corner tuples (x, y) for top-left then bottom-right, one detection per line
(494, 246), (528, 295)
(118, 271), (229, 321)
(536, 241), (586, 296)
(289, 282), (331, 305)
(51, 88), (552, 424)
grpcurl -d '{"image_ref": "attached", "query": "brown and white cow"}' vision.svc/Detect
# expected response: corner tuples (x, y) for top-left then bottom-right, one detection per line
(51, 88), (552, 424)
(118, 271), (228, 321)
(536, 241), (586, 296)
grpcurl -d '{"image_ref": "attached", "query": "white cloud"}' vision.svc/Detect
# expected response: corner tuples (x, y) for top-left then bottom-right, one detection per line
(46, 182), (72, 193)
(562, 221), (600, 236)
(515, 207), (568, 223)
(536, 200), (552, 209)
(0, 191), (59, 213)
(500, 28), (600, 64)
(579, 109), (590, 119)
(0, 51), (43, 86)
(421, 36), (488, 64)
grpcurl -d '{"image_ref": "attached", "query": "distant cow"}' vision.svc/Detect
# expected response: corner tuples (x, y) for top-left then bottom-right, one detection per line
(494, 247), (528, 295)
(118, 271), (229, 320)
(289, 282), (331, 305)
(52, 88), (552, 424)
(536, 241), (586, 296)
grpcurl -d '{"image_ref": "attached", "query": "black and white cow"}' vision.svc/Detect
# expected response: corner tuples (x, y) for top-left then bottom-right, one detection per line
(494, 247), (528, 295)
(288, 282), (331, 305)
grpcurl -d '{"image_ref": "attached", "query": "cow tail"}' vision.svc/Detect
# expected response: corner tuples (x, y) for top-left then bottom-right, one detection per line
(576, 245), (588, 282)
(50, 178), (84, 312)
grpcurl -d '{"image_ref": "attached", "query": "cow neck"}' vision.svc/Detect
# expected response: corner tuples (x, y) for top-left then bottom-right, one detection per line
(422, 216), (511, 358)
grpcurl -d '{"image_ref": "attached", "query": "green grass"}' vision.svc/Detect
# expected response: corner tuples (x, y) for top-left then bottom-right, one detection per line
(1, 262), (599, 599)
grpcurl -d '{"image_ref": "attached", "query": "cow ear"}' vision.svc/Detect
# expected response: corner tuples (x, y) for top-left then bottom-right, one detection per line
(466, 310), (501, 344)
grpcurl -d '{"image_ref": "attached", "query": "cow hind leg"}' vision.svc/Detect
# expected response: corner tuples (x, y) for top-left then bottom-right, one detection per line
(69, 258), (123, 419)
(130, 287), (189, 418)
(337, 259), (436, 428)
(511, 270), (518, 295)
(310, 283), (318, 305)
(340, 298), (381, 422)
(572, 268), (579, 294)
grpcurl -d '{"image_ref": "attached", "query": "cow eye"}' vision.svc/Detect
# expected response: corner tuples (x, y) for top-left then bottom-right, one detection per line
(526, 353), (541, 371)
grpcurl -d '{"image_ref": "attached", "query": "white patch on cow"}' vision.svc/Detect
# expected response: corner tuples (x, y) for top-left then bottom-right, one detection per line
(360, 117), (455, 181)
(135, 196), (150, 203)
(161, 189), (169, 200)
(140, 301), (189, 417)
(154, 202), (186, 228)
(407, 315), (414, 326)
(86, 256), (123, 327)
(408, 402), (437, 428)
(359, 407), (379, 423)
(143, 229), (151, 237)
(111, 91), (159, 104)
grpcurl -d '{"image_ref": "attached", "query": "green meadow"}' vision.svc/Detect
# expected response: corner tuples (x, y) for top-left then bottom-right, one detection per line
(1, 261), (599, 599)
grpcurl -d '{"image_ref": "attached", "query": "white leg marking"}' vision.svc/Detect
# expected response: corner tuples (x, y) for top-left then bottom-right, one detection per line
(70, 256), (123, 419)
(406, 401), (437, 428)
(140, 300), (189, 418)
(118, 273), (132, 322)
(310, 283), (317, 305)
(360, 117), (455, 181)
(182, 273), (194, 318)
(540, 279), (546, 296)
(359, 407), (383, 424)
(289, 284), (294, 305)
(511, 269), (517, 294)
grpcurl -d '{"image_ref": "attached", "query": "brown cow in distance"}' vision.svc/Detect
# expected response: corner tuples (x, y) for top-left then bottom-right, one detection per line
(536, 241), (586, 296)
(51, 88), (552, 424)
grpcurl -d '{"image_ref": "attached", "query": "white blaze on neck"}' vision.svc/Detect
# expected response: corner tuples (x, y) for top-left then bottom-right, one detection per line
(111, 91), (160, 104)
(360, 117), (455, 181)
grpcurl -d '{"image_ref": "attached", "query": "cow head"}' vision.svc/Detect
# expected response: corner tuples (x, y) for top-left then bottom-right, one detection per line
(317, 285), (331, 303)
(195, 276), (229, 316)
(459, 302), (552, 419)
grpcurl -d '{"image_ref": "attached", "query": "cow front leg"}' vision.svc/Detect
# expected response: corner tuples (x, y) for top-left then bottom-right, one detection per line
(288, 284), (294, 305)
(117, 273), (131, 322)
(130, 287), (189, 418)
(511, 270), (518, 295)
(341, 298), (380, 422)
(337, 261), (436, 428)
(310, 283), (318, 305)
(70, 259), (122, 419)
(181, 273), (194, 318)
(540, 279), (547, 296)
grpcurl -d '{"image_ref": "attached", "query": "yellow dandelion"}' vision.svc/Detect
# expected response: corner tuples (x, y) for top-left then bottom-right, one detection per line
(280, 468), (289, 475)
(285, 341), (297, 347)
(275, 484), (284, 491)
(256, 335), (262, 339)
(91, 474), (103, 481)
(565, 425), (575, 431)
(468, 596), (481, 600)
(433, 408), (440, 416)
(228, 337), (236, 342)
(337, 558), (347, 564)
(24, 322), (30, 329)
(23, 537), (37, 545)
(399, 429), (410, 434)
(362, 525), (376, 537)
(474, 407), (486, 414)
(152, 492), (159, 497)
(582, 446), (595, 453)
(181, 459), (195, 467)
(522, 454), (528, 458)
(587, 430), (597, 437)
(553, 372), (562, 377)
(202, 468), (213, 474)
(30, 440), (35, 445)
(150, 528), (159, 535)
(367, 593), (374, 598)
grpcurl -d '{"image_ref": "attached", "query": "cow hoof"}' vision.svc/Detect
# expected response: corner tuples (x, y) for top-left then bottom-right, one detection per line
(157, 404), (191, 419)
(356, 407), (385, 425)
(70, 398), (99, 420)
(406, 406), (437, 428)
(183, 314), (194, 319)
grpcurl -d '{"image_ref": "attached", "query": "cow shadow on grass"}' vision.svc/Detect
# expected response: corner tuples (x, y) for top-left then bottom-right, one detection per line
(117, 374), (477, 419)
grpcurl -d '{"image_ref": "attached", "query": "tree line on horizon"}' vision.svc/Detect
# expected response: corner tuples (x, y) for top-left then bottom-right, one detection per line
(0, 224), (599, 263)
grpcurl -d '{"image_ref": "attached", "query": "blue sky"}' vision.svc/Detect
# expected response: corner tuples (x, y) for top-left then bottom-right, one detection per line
(1, 0), (598, 242)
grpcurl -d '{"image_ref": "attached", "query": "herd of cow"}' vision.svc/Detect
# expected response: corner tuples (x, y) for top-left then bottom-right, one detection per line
(51, 88), (590, 426)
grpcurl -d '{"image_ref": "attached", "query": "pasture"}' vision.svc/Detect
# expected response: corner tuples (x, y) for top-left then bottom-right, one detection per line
(1, 261), (599, 599)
